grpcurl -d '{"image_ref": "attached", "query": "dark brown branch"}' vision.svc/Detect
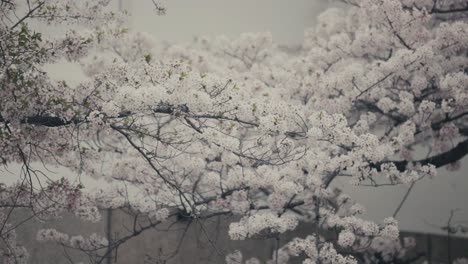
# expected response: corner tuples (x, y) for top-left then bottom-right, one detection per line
(0, 103), (257, 128)
(379, 138), (468, 172)
(354, 72), (394, 99)
(429, 112), (468, 132)
(392, 181), (415, 218)
(10, 2), (44, 30)
(431, 5), (468, 14)
(0, 114), (75, 127)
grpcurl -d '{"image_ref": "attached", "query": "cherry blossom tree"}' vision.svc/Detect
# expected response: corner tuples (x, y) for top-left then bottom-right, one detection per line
(0, 0), (467, 263)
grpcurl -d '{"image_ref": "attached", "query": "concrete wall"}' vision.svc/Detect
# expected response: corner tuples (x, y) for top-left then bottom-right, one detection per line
(5, 209), (468, 263)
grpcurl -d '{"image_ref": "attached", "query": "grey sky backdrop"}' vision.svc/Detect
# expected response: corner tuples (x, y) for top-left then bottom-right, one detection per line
(124, 0), (328, 45)
(2, 0), (467, 237)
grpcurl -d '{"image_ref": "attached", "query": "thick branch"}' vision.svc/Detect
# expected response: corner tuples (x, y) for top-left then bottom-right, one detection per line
(431, 5), (468, 14)
(0, 103), (257, 128)
(381, 138), (468, 172)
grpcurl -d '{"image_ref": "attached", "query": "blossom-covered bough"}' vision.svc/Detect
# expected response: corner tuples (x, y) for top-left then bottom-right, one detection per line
(0, 0), (467, 263)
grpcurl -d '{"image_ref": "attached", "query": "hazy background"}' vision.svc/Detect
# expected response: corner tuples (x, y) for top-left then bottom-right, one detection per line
(2, 0), (467, 237)
(124, 0), (328, 45)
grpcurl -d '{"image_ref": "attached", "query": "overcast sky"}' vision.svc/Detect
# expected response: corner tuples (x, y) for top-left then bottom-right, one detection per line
(123, 0), (328, 45)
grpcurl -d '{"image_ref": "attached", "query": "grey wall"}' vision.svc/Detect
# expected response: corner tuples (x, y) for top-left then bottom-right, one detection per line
(12, 209), (468, 264)
(332, 157), (468, 236)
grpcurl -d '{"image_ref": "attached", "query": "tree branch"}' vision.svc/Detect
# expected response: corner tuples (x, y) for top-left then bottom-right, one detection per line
(431, 5), (468, 14)
(0, 103), (258, 128)
(10, 2), (44, 30)
(379, 138), (468, 172)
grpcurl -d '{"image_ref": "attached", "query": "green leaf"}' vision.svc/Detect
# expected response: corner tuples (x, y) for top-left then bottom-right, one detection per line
(144, 54), (152, 63)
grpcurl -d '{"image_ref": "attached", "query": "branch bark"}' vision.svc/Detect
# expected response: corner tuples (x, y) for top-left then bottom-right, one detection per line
(379, 138), (468, 172)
